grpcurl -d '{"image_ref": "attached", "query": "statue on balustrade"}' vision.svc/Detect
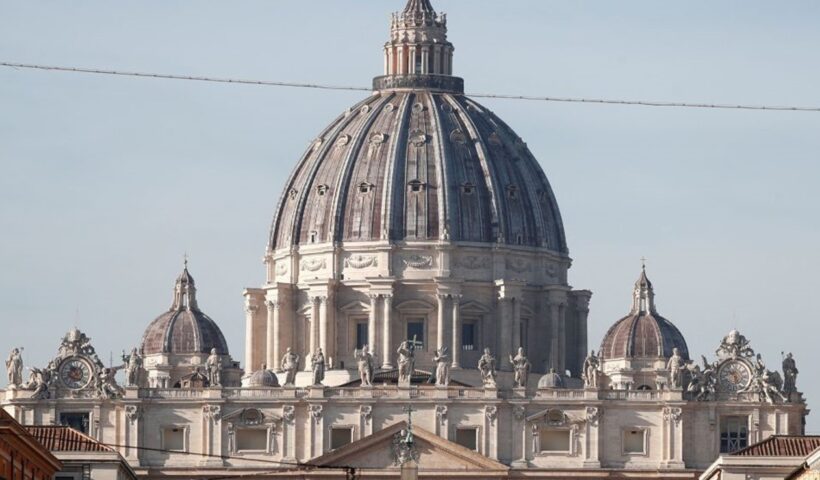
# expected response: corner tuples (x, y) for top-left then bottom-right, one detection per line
(311, 348), (325, 386)
(281, 348), (300, 386)
(5, 347), (23, 387)
(354, 345), (374, 387)
(582, 350), (601, 388)
(98, 366), (125, 399)
(509, 347), (531, 388)
(478, 348), (497, 387)
(397, 341), (415, 385)
(782, 352), (798, 400)
(122, 348), (143, 387)
(433, 347), (450, 387)
(206, 348), (222, 387)
(667, 347), (684, 389)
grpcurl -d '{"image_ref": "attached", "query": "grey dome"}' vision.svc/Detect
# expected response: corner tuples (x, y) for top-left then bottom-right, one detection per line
(247, 368), (279, 388)
(141, 264), (229, 356)
(538, 369), (565, 389)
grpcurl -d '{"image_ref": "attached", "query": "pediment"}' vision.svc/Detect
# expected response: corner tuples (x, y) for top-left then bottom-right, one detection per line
(222, 407), (281, 425)
(312, 421), (508, 474)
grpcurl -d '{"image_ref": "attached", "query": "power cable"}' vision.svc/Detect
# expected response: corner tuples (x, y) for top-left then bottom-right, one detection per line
(3, 61), (820, 112)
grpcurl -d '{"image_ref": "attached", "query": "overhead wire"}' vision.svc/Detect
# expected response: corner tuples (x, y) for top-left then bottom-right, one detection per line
(2, 61), (820, 112)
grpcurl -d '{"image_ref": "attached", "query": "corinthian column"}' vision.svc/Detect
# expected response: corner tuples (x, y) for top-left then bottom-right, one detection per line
(266, 300), (280, 371)
(319, 296), (328, 366)
(436, 294), (447, 351)
(451, 295), (462, 369)
(244, 303), (258, 373)
(309, 296), (320, 361)
(369, 294), (378, 354)
(382, 295), (394, 369)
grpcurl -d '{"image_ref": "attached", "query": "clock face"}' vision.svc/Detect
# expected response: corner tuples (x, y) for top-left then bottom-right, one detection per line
(718, 361), (752, 393)
(59, 358), (93, 389)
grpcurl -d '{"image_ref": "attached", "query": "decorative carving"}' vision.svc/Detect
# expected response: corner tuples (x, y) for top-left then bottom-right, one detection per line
(309, 405), (323, 424)
(370, 132), (386, 145)
(360, 405), (372, 423)
(450, 129), (467, 145)
(434, 347), (450, 386)
(686, 356), (717, 401)
(282, 405), (295, 424)
(435, 405), (448, 424)
(275, 262), (288, 276)
(203, 405), (222, 422)
(488, 132), (503, 146)
(506, 257), (531, 273)
(300, 258), (327, 272)
(402, 254), (433, 269)
(716, 329), (755, 359)
(125, 405), (142, 424)
(391, 428), (419, 466)
(478, 348), (497, 388)
(410, 129), (428, 147)
(238, 408), (266, 426)
(360, 105), (371, 114)
(512, 405), (525, 421)
(345, 255), (378, 269)
(485, 406), (499, 424)
(456, 255), (491, 270)
(663, 407), (682, 425)
(412, 102), (425, 114)
(384, 103), (395, 113)
(335, 134), (351, 147)
(586, 407), (601, 426)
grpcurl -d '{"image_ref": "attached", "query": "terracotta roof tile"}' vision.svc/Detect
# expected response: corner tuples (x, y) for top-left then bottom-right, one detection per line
(732, 436), (820, 457)
(24, 426), (114, 452)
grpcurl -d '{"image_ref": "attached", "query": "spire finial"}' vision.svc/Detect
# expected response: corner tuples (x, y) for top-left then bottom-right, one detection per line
(640, 256), (647, 271)
(183, 252), (189, 269)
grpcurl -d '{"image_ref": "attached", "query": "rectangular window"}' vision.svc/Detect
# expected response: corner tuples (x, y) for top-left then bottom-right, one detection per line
(539, 429), (571, 453)
(163, 427), (186, 452)
(720, 416), (749, 453)
(330, 428), (353, 450)
(236, 429), (268, 452)
(455, 428), (478, 451)
(462, 322), (476, 351)
(356, 322), (368, 350)
(623, 429), (646, 454)
(407, 320), (425, 349)
(59, 412), (90, 434)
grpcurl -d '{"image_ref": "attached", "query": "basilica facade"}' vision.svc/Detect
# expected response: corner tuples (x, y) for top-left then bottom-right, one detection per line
(1, 1), (807, 478)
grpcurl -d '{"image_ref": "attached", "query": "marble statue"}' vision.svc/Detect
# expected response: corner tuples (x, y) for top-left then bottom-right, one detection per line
(509, 347), (531, 388)
(397, 341), (415, 385)
(686, 357), (717, 401)
(751, 354), (786, 403)
(28, 367), (51, 400)
(667, 347), (684, 388)
(206, 348), (222, 387)
(281, 348), (300, 386)
(433, 347), (450, 387)
(98, 366), (124, 399)
(582, 350), (600, 388)
(122, 348), (143, 387)
(311, 349), (325, 385)
(5, 348), (23, 387)
(477, 348), (497, 387)
(782, 352), (798, 398)
(354, 346), (374, 387)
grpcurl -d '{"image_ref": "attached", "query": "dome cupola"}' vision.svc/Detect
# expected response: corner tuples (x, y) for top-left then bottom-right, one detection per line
(141, 260), (229, 356)
(599, 266), (689, 361)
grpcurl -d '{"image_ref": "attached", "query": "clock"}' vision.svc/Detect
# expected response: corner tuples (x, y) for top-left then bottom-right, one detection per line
(718, 360), (752, 393)
(59, 357), (93, 389)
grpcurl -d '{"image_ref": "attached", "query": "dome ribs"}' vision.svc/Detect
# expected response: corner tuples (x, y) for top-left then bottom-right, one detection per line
(328, 95), (391, 245)
(384, 94), (413, 241)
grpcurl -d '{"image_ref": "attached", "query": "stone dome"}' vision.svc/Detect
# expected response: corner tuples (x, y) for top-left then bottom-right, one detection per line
(267, 1), (566, 253)
(141, 263), (229, 356)
(599, 267), (689, 361)
(246, 368), (279, 388)
(538, 369), (565, 389)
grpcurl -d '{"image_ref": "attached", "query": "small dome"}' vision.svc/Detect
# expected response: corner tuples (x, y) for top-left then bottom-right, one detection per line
(247, 368), (279, 388)
(538, 369), (565, 389)
(140, 263), (229, 356)
(599, 267), (689, 361)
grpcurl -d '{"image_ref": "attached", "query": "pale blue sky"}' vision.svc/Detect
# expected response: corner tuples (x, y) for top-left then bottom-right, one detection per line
(2, 1), (819, 428)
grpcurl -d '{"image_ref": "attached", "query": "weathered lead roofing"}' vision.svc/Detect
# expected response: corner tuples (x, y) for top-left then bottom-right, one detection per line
(269, 92), (568, 253)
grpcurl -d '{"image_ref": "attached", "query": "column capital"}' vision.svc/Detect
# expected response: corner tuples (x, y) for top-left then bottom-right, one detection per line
(265, 299), (282, 311)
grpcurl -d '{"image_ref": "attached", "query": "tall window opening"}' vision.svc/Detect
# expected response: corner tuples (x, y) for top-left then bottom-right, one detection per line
(720, 416), (749, 453)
